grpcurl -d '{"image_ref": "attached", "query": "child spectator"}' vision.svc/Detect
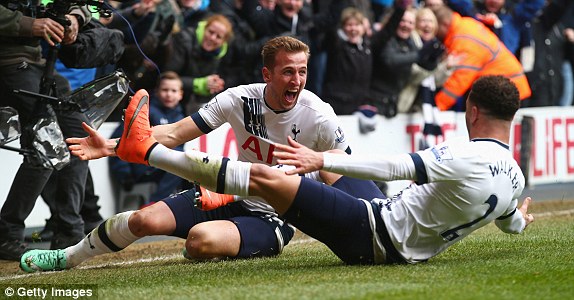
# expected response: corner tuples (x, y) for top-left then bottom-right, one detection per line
(108, 72), (189, 207)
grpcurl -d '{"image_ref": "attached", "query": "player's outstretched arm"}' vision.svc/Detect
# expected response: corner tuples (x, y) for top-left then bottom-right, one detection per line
(66, 122), (118, 160)
(274, 136), (324, 175)
(495, 196), (534, 234)
(519, 197), (534, 228)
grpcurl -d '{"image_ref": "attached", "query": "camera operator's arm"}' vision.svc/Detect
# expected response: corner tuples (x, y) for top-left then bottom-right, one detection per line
(62, 14), (79, 44)
(1, 5), (64, 46)
(62, 6), (91, 45)
(32, 18), (64, 46)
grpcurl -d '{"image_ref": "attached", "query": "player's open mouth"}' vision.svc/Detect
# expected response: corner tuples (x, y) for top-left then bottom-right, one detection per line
(285, 90), (297, 102)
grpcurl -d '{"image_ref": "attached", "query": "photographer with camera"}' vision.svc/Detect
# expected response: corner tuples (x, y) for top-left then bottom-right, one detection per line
(0, 0), (91, 260)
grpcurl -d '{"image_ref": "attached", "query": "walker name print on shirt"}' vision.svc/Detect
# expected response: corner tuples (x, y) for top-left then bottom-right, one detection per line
(489, 160), (521, 192)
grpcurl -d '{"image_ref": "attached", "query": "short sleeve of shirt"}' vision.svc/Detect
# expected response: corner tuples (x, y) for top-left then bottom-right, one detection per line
(413, 138), (475, 184)
(197, 91), (234, 130)
(315, 106), (350, 153)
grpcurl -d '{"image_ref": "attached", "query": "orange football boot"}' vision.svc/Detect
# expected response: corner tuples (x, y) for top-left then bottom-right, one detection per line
(193, 183), (235, 210)
(115, 89), (158, 165)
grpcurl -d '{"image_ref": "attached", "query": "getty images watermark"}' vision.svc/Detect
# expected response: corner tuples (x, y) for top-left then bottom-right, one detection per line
(1, 284), (97, 299)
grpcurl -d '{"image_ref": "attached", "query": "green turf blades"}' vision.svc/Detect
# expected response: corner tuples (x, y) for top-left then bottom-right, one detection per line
(19, 249), (67, 272)
(3, 201), (573, 300)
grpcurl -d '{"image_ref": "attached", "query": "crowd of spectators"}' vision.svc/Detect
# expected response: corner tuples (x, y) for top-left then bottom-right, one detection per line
(90, 0), (574, 121)
(91, 0), (573, 207)
(87, 0), (572, 203)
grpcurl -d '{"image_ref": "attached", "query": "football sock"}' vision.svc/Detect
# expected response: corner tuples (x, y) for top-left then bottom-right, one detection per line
(148, 144), (251, 196)
(230, 164), (321, 203)
(65, 211), (138, 268)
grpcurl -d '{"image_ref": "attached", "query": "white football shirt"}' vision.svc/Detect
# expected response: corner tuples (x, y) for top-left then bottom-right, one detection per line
(323, 137), (526, 263)
(195, 83), (350, 214)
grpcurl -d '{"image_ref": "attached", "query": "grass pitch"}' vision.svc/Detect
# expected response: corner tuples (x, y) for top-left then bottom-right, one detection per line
(0, 200), (573, 300)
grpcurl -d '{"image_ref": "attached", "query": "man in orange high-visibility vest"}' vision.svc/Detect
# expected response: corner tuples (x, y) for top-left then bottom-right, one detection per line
(433, 6), (531, 111)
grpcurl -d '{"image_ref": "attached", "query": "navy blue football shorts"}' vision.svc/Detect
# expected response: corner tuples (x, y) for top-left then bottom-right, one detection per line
(163, 189), (294, 258)
(282, 176), (386, 265)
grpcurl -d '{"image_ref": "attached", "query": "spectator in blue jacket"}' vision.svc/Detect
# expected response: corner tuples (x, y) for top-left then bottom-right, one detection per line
(448, 0), (544, 56)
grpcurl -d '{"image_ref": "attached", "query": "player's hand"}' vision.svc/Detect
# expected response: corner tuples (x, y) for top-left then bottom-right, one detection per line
(518, 197), (534, 228)
(66, 122), (116, 160)
(274, 136), (324, 175)
(32, 18), (65, 46)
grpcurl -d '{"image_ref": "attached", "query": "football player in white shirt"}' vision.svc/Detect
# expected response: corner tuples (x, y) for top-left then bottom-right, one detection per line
(19, 36), (355, 272)
(29, 74), (532, 268)
(273, 75), (535, 264)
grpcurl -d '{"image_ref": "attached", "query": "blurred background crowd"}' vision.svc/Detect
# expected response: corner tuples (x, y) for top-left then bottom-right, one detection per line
(89, 0), (574, 117)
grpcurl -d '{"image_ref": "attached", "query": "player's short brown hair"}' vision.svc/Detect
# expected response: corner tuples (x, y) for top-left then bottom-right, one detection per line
(261, 36), (310, 70)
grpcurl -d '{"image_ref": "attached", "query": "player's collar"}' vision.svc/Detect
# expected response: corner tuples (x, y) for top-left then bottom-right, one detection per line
(471, 138), (509, 150)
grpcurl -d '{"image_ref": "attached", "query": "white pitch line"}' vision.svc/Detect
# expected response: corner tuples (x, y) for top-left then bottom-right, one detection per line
(0, 239), (319, 282)
(0, 254), (184, 282)
(534, 209), (574, 218)
(77, 253), (182, 270)
(290, 237), (317, 245)
(0, 273), (36, 281)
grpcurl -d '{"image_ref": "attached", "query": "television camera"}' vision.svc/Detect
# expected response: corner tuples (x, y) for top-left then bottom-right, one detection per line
(0, 0), (130, 169)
